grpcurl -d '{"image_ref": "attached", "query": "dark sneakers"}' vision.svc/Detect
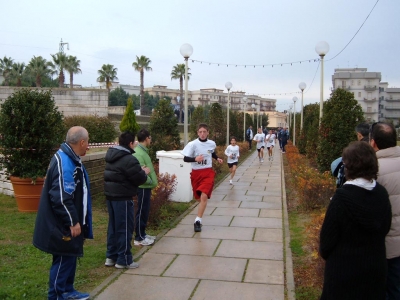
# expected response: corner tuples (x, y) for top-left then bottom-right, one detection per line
(194, 221), (202, 232)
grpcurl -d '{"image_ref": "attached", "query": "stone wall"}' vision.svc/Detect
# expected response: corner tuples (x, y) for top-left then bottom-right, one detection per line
(0, 152), (107, 200)
(0, 87), (108, 117)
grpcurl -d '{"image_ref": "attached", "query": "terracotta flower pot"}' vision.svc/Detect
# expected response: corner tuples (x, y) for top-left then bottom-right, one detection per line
(10, 176), (45, 212)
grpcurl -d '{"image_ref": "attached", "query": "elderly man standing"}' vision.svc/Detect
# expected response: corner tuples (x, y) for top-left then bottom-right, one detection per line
(370, 122), (400, 300)
(33, 126), (92, 300)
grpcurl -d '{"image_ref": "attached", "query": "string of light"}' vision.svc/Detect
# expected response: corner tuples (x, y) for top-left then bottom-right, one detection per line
(190, 58), (319, 69)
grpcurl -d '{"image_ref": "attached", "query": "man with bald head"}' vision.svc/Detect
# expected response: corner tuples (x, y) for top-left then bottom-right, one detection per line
(370, 122), (400, 299)
(33, 126), (93, 300)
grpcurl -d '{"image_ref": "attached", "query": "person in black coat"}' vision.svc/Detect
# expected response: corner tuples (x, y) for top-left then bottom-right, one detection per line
(319, 141), (392, 300)
(104, 131), (149, 269)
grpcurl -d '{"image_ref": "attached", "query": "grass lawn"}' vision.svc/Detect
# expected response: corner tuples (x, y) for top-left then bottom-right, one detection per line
(0, 144), (255, 299)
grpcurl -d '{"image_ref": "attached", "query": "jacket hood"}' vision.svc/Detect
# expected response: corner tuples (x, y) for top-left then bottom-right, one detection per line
(336, 184), (390, 232)
(60, 142), (81, 164)
(105, 145), (133, 163)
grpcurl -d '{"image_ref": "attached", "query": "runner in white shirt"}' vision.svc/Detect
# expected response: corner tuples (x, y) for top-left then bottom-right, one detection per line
(253, 127), (266, 163)
(181, 123), (223, 232)
(265, 129), (276, 161)
(224, 136), (240, 185)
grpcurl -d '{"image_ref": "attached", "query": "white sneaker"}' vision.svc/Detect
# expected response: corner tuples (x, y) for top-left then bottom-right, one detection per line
(115, 262), (139, 269)
(105, 258), (116, 267)
(268, 157), (271, 161)
(271, 157), (274, 161)
(145, 234), (156, 240)
(261, 159), (264, 163)
(134, 237), (154, 246)
(229, 180), (232, 185)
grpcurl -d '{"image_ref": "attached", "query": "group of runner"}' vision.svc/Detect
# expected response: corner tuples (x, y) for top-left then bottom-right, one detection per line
(252, 128), (277, 163)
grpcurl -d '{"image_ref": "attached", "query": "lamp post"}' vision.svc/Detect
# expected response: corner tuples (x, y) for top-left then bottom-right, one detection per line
(256, 107), (260, 129)
(292, 97), (297, 146)
(299, 82), (306, 130)
(180, 43), (193, 145)
(315, 41), (329, 124)
(251, 103), (256, 125)
(225, 81), (232, 146)
(243, 97), (247, 141)
(289, 104), (293, 129)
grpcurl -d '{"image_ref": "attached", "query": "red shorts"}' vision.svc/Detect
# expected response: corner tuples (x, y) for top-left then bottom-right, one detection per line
(190, 168), (215, 200)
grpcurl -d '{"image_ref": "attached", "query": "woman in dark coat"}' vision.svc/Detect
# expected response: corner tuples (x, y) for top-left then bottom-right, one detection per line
(319, 141), (392, 300)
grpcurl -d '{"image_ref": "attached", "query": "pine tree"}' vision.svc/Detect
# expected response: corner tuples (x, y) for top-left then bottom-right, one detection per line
(148, 99), (180, 161)
(119, 97), (140, 135)
(317, 88), (365, 171)
(208, 103), (225, 146)
(190, 106), (206, 140)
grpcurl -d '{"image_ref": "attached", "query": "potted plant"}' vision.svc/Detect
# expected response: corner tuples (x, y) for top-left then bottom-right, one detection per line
(0, 88), (64, 212)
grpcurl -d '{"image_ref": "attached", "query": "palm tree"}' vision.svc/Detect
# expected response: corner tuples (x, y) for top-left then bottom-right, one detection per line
(26, 56), (54, 87)
(171, 63), (191, 123)
(51, 52), (68, 88)
(97, 64), (118, 95)
(9, 62), (26, 87)
(0, 56), (14, 86)
(65, 56), (82, 88)
(132, 55), (152, 114)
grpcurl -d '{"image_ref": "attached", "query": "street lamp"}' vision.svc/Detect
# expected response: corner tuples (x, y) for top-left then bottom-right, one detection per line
(299, 82), (306, 129)
(243, 97), (247, 141)
(225, 81), (232, 146)
(256, 107), (260, 129)
(180, 43), (193, 146)
(292, 97), (297, 146)
(315, 41), (329, 124)
(251, 103), (256, 125)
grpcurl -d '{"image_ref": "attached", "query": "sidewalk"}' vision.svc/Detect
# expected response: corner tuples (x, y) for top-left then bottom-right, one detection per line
(92, 150), (295, 300)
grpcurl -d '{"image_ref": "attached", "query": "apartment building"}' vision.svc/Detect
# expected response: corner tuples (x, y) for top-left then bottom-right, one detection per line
(144, 85), (276, 114)
(332, 68), (400, 125)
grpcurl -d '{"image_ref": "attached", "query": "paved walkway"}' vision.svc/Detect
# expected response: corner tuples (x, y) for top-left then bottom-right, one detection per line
(92, 150), (295, 300)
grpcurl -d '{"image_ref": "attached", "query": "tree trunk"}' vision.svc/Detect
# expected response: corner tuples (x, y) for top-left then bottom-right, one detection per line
(70, 73), (73, 88)
(140, 70), (144, 114)
(59, 70), (64, 88)
(36, 75), (41, 87)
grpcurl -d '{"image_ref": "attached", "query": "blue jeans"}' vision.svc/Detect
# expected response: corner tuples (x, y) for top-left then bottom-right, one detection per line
(387, 256), (400, 300)
(135, 188), (151, 241)
(106, 199), (134, 266)
(48, 255), (77, 300)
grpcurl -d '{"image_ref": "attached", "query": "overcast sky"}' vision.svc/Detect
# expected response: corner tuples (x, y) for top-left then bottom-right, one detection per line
(1, 0), (399, 112)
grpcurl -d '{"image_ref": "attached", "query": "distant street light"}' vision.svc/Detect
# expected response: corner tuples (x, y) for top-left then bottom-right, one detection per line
(225, 81), (232, 146)
(299, 82), (306, 129)
(315, 41), (329, 124)
(292, 97), (298, 146)
(180, 43), (193, 145)
(243, 97), (247, 141)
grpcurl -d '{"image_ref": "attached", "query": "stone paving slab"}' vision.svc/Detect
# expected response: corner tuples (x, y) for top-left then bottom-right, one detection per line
(207, 200), (241, 207)
(259, 209), (282, 218)
(215, 240), (283, 260)
(244, 259), (284, 284)
(94, 275), (198, 300)
(148, 237), (220, 256)
(254, 228), (283, 243)
(240, 201), (282, 210)
(212, 207), (259, 217)
(193, 225), (255, 241)
(164, 224), (196, 238)
(180, 214), (233, 226)
(125, 253), (175, 276)
(191, 280), (284, 300)
(230, 216), (282, 228)
(164, 255), (247, 281)
(224, 194), (263, 202)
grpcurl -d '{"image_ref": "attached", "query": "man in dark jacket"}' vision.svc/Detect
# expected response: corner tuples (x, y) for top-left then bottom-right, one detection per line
(104, 132), (149, 269)
(33, 126), (92, 300)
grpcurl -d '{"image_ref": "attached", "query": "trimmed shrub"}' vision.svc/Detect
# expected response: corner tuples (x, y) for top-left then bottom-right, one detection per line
(64, 115), (118, 143)
(119, 97), (140, 135)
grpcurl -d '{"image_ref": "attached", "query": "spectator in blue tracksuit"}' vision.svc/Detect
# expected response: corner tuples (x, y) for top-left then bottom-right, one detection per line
(104, 132), (149, 269)
(281, 127), (289, 153)
(33, 126), (93, 300)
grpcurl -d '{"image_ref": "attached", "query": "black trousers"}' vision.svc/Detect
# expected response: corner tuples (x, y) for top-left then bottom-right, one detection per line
(135, 188), (152, 241)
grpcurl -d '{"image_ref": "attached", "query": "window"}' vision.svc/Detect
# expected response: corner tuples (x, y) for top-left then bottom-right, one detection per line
(358, 92), (361, 97)
(358, 80), (361, 86)
(341, 81), (346, 88)
(351, 80), (354, 86)
(367, 107), (372, 112)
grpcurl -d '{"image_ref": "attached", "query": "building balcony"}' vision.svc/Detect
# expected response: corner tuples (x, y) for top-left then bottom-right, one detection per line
(383, 114), (400, 119)
(385, 106), (400, 110)
(385, 98), (400, 102)
(363, 98), (377, 101)
(364, 110), (378, 114)
(364, 85), (377, 91)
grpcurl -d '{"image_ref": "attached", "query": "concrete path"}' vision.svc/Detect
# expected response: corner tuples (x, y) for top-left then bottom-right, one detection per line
(92, 150), (295, 300)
